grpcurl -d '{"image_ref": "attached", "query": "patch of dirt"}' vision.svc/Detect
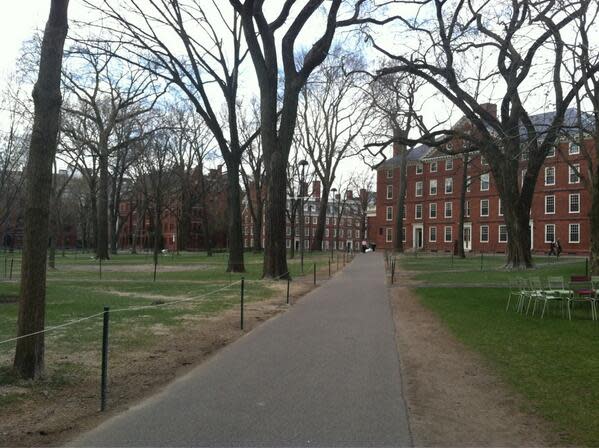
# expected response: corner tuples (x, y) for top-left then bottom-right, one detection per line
(97, 289), (192, 302)
(0, 295), (18, 304)
(0, 258), (344, 447)
(390, 286), (561, 447)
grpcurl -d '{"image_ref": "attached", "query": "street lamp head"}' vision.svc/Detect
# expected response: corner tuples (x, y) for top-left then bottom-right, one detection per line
(331, 187), (337, 194)
(298, 159), (309, 167)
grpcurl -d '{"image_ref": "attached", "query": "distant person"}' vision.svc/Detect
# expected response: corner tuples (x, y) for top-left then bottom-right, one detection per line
(548, 240), (556, 256)
(556, 239), (562, 258)
(361, 239), (368, 253)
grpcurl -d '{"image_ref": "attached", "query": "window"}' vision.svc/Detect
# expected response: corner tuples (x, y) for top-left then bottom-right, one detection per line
(480, 173), (490, 191)
(547, 146), (556, 157)
(429, 203), (437, 219)
(415, 181), (423, 197)
(347, 229), (352, 238)
(481, 155), (488, 165)
(386, 184), (393, 200)
(498, 225), (508, 243)
(312, 217), (317, 224)
(480, 225), (489, 243)
(498, 199), (504, 216)
(569, 193), (580, 213)
(569, 142), (580, 155)
(444, 202), (453, 218)
(545, 195), (555, 214)
(340, 229), (344, 237)
(415, 204), (423, 220)
(521, 169), (527, 187)
(446, 159), (454, 170)
(386, 206), (393, 221)
(325, 228), (329, 237)
(286, 226), (291, 236)
(445, 178), (453, 194)
(569, 223), (580, 243)
(416, 164), (423, 174)
(465, 200), (471, 217)
(326, 217), (329, 225)
(324, 241), (329, 250)
(444, 226), (452, 242)
(480, 199), (489, 217)
(466, 176), (471, 192)
(569, 164), (581, 184)
(402, 207), (406, 219)
(386, 169), (393, 178)
(286, 239), (291, 249)
(402, 227), (406, 242)
(304, 240), (309, 249)
(430, 161), (438, 172)
(429, 226), (437, 242)
(545, 166), (556, 186)
(305, 216), (310, 224)
(305, 228), (310, 236)
(545, 224), (555, 243)
(430, 179), (437, 195)
(386, 227), (393, 242)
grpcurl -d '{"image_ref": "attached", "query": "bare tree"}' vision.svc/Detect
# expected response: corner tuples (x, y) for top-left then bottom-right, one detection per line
(61, 43), (160, 259)
(372, 0), (598, 268)
(350, 170), (375, 246)
(296, 49), (371, 251)
(14, 0), (70, 379)
(82, 1), (260, 272)
(230, 0), (385, 278)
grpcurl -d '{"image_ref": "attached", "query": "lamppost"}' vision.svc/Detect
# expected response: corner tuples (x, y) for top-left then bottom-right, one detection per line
(298, 159), (308, 273)
(330, 187), (337, 258)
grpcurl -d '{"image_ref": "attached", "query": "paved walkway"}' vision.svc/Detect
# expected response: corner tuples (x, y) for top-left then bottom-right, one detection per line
(71, 253), (412, 447)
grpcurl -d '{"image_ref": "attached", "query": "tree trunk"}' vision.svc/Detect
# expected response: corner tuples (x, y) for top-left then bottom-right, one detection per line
(13, 0), (69, 380)
(96, 150), (109, 260)
(311, 187), (329, 251)
(288, 208), (297, 259)
(263, 150), (289, 279)
(225, 164), (245, 272)
(48, 207), (58, 269)
(109, 197), (118, 255)
(252, 199), (263, 252)
(590, 166), (599, 275)
(153, 205), (162, 267)
(458, 154), (469, 258)
(394, 150), (408, 253)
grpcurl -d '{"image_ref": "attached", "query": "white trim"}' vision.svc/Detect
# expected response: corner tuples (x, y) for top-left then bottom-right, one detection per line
(429, 226), (437, 242)
(444, 226), (452, 243)
(480, 199), (489, 217)
(544, 224), (555, 244)
(415, 203), (423, 220)
(386, 184), (393, 200)
(569, 193), (580, 214)
(569, 164), (581, 184)
(429, 202), (437, 219)
(415, 181), (423, 197)
(386, 206), (393, 221)
(498, 225), (508, 243)
(444, 201), (453, 218)
(480, 224), (489, 243)
(480, 173), (490, 191)
(545, 166), (556, 186)
(569, 223), (580, 243)
(545, 195), (556, 215)
(429, 179), (437, 195)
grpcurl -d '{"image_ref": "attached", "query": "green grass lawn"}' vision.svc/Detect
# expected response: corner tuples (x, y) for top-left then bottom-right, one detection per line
(0, 250), (338, 407)
(397, 255), (599, 445)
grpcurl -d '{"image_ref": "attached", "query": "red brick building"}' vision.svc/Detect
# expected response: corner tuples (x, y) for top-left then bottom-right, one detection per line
(242, 181), (372, 252)
(373, 110), (594, 255)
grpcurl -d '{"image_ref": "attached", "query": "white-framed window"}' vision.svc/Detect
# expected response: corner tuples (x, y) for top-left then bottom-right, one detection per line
(465, 200), (471, 217)
(521, 169), (527, 187)
(386, 184), (393, 200)
(429, 226), (437, 242)
(444, 202), (452, 218)
(415, 181), (423, 197)
(466, 175), (471, 192)
(545, 166), (556, 186)
(445, 178), (453, 194)
(324, 241), (329, 250)
(305, 228), (310, 236)
(402, 226), (406, 242)
(386, 206), (393, 221)
(325, 228), (329, 237)
(569, 164), (581, 184)
(305, 216), (310, 224)
(286, 239), (291, 248)
(545, 195), (555, 215)
(402, 207), (406, 219)
(545, 224), (555, 243)
(569, 193), (580, 213)
(480, 199), (489, 217)
(416, 164), (423, 175)
(430, 161), (438, 173)
(347, 229), (352, 238)
(569, 223), (580, 243)
(312, 217), (317, 224)
(547, 146), (556, 157)
(480, 225), (489, 243)
(415, 204), (423, 220)
(446, 159), (454, 170)
(498, 199), (504, 216)
(480, 173), (490, 191)
(498, 225), (508, 243)
(569, 142), (580, 155)
(386, 169), (393, 178)
(429, 203), (437, 219)
(326, 217), (329, 225)
(386, 227), (393, 242)
(430, 179), (437, 195)
(286, 226), (291, 236)
(481, 155), (488, 165)
(340, 229), (344, 237)
(444, 226), (452, 242)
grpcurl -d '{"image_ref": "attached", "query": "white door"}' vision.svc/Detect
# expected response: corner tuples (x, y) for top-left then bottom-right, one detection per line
(463, 224), (472, 251)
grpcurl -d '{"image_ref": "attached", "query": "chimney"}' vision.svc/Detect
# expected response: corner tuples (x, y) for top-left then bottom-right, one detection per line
(480, 103), (497, 118)
(346, 190), (353, 200)
(312, 181), (321, 200)
(392, 125), (406, 157)
(360, 188), (367, 202)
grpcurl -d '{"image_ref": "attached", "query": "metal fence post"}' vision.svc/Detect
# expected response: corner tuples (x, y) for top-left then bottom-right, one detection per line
(328, 258), (331, 277)
(240, 277), (245, 330)
(100, 306), (110, 411)
(153, 258), (158, 282)
(286, 277), (290, 305)
(99, 257), (102, 280)
(480, 252), (483, 271)
(586, 257), (589, 278)
(313, 263), (316, 285)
